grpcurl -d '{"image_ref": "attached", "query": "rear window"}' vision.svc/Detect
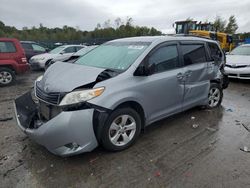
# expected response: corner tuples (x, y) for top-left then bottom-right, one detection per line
(0, 41), (17, 53)
(181, 44), (207, 65)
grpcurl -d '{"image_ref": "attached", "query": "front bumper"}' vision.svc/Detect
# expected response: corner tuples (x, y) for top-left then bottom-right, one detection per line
(14, 92), (98, 156)
(224, 67), (250, 79)
(29, 62), (42, 70)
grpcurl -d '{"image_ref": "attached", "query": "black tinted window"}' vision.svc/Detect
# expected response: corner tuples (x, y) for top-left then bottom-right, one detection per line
(63, 47), (76, 53)
(0, 41), (16, 53)
(148, 45), (178, 73)
(76, 46), (83, 51)
(208, 42), (222, 61)
(21, 43), (32, 50)
(181, 44), (206, 65)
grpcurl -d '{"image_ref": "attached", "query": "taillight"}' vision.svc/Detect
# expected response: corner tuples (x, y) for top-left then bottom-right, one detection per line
(21, 57), (27, 63)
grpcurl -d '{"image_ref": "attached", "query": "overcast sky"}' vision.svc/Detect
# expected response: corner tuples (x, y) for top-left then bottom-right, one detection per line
(0, 0), (250, 33)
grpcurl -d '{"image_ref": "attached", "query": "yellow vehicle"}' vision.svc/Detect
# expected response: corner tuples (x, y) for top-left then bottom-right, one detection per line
(174, 20), (234, 51)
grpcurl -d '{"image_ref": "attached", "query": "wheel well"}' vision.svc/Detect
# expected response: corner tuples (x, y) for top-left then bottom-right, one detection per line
(0, 65), (15, 73)
(115, 101), (146, 129)
(210, 79), (220, 84)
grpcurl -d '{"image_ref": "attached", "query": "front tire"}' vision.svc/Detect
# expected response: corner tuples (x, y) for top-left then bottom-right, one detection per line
(100, 107), (141, 151)
(207, 83), (223, 108)
(0, 67), (15, 86)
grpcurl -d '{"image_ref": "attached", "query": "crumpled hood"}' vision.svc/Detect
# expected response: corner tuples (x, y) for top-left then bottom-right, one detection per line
(226, 55), (250, 66)
(37, 62), (105, 93)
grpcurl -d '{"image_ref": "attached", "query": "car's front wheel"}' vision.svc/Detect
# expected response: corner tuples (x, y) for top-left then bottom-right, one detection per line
(207, 83), (223, 108)
(100, 107), (141, 151)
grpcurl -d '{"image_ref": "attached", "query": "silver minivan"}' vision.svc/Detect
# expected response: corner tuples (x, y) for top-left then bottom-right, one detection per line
(14, 36), (227, 156)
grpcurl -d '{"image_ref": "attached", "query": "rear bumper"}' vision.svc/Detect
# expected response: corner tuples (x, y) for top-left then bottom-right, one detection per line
(225, 67), (250, 79)
(14, 91), (98, 157)
(15, 63), (30, 74)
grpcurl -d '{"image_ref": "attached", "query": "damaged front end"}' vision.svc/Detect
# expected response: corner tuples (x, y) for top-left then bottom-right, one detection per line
(14, 90), (100, 156)
(13, 63), (118, 156)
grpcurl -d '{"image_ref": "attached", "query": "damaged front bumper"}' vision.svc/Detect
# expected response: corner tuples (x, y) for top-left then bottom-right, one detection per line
(14, 91), (98, 156)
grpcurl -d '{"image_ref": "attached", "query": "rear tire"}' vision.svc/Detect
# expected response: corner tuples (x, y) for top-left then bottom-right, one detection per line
(206, 83), (223, 108)
(0, 67), (15, 87)
(100, 107), (141, 151)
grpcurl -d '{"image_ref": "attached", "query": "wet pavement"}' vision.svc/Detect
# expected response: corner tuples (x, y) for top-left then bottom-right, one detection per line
(1, 71), (250, 188)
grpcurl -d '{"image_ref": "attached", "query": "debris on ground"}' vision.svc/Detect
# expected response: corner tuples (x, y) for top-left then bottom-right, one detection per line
(89, 157), (99, 164)
(0, 155), (9, 161)
(192, 124), (199, 129)
(242, 123), (250, 132)
(36, 167), (47, 174)
(206, 127), (217, 132)
(191, 116), (195, 120)
(240, 146), (250, 153)
(50, 164), (54, 168)
(226, 108), (233, 112)
(3, 163), (24, 177)
(0, 117), (13, 122)
(154, 171), (161, 177)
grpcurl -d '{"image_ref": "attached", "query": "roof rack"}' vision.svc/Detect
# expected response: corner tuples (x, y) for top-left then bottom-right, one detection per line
(171, 34), (211, 40)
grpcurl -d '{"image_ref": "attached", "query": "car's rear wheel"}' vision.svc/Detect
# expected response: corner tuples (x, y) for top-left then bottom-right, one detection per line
(0, 67), (15, 86)
(207, 83), (223, 108)
(100, 107), (141, 151)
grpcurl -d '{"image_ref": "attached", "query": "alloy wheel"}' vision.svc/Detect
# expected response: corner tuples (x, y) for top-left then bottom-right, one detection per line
(208, 88), (221, 107)
(0, 71), (12, 85)
(108, 115), (137, 146)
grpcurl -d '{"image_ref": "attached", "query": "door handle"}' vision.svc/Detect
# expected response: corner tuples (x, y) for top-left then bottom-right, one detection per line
(176, 73), (184, 80)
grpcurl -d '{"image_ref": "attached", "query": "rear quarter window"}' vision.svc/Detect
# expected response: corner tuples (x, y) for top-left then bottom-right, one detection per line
(0, 41), (17, 53)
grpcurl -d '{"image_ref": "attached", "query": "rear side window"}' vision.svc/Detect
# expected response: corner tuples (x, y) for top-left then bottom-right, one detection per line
(21, 43), (32, 50)
(63, 47), (76, 53)
(208, 42), (222, 61)
(32, 44), (46, 52)
(76, 46), (84, 51)
(181, 44), (207, 65)
(0, 41), (17, 53)
(148, 45), (179, 73)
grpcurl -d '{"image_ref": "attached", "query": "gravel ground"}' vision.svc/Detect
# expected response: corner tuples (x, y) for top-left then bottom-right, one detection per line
(0, 71), (250, 188)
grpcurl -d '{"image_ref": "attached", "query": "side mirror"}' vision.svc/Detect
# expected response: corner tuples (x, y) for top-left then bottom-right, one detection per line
(134, 63), (156, 76)
(134, 65), (148, 76)
(60, 51), (65, 55)
(225, 52), (230, 55)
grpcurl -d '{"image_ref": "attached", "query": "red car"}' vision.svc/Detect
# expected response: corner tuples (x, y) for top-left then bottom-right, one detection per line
(0, 38), (30, 86)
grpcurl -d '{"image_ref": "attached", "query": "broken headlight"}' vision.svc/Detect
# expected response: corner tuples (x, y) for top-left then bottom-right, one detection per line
(59, 87), (105, 106)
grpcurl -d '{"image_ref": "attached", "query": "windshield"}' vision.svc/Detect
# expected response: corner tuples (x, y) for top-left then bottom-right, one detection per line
(230, 46), (250, 55)
(49, 46), (64, 54)
(75, 42), (150, 70)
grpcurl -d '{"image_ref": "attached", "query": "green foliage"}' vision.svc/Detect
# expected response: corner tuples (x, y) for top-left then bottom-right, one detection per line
(225, 15), (238, 34)
(213, 16), (227, 32)
(0, 17), (162, 44)
(213, 15), (238, 34)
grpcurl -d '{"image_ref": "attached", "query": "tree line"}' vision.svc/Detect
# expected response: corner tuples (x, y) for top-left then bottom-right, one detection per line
(0, 17), (162, 44)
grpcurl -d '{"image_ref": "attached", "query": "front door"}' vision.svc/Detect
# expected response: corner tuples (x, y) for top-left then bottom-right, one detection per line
(137, 43), (185, 124)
